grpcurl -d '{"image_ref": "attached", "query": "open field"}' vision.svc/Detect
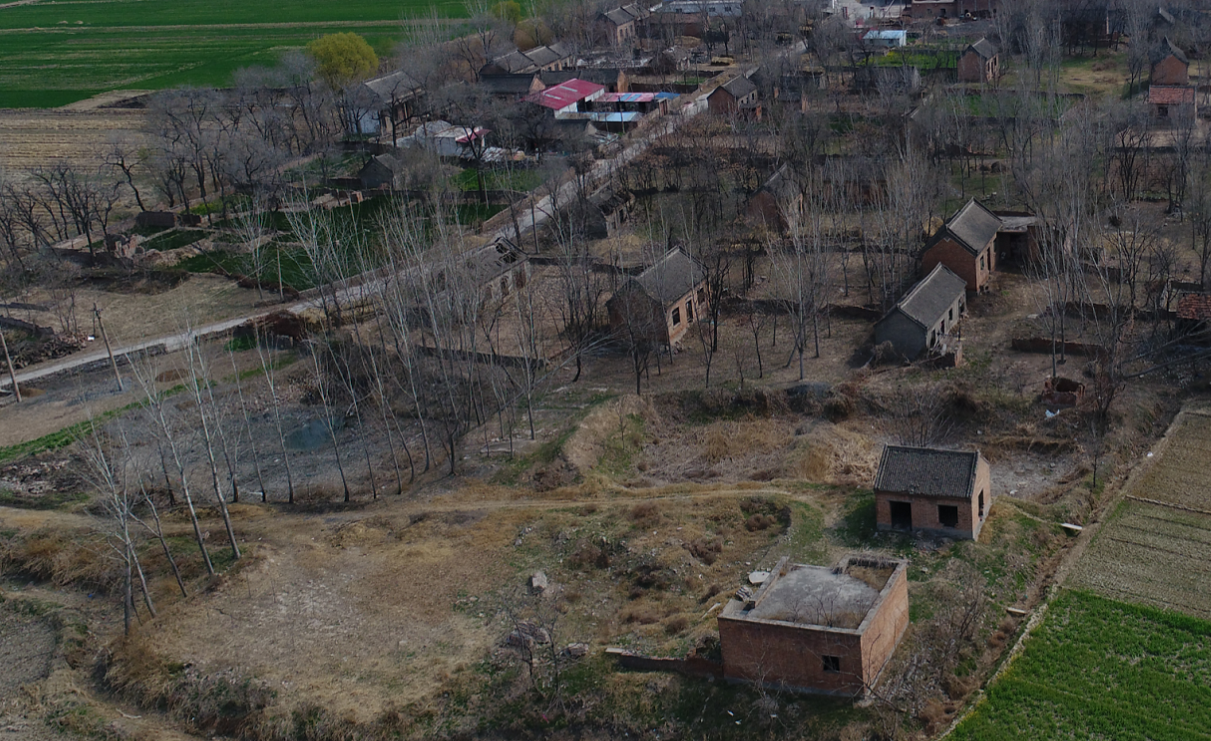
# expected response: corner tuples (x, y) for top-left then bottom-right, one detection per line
(1068, 408), (1211, 619)
(950, 590), (1211, 741)
(0, 0), (468, 108)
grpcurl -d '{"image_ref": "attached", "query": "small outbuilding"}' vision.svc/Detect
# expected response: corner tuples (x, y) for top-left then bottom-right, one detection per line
(874, 264), (967, 360)
(607, 248), (707, 346)
(922, 198), (1002, 292)
(708, 75), (760, 118)
(957, 38), (999, 82)
(745, 163), (801, 233)
(1150, 37), (1189, 86)
(1148, 85), (1195, 122)
(718, 555), (909, 696)
(874, 446), (991, 540)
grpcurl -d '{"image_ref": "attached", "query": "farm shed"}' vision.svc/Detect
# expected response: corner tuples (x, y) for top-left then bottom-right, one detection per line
(863, 30), (907, 48)
(1176, 293), (1211, 342)
(922, 198), (1002, 292)
(718, 555), (909, 696)
(873, 446), (991, 540)
(874, 264), (967, 360)
(957, 38), (999, 83)
(1148, 85), (1195, 122)
(607, 248), (707, 346)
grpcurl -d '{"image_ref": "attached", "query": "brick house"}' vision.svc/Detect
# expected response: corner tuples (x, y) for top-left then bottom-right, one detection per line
(596, 4), (648, 46)
(745, 163), (801, 233)
(708, 75), (760, 118)
(1150, 37), (1189, 86)
(1148, 85), (1195, 122)
(922, 198), (1002, 292)
(1176, 293), (1211, 342)
(607, 248), (707, 346)
(957, 38), (999, 83)
(874, 264), (967, 360)
(718, 555), (909, 696)
(874, 446), (992, 540)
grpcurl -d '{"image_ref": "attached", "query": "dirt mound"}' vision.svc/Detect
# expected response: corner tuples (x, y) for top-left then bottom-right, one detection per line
(564, 394), (659, 475)
(784, 422), (878, 485)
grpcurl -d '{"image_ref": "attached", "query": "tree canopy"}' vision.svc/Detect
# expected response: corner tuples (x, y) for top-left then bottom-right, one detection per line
(305, 32), (379, 89)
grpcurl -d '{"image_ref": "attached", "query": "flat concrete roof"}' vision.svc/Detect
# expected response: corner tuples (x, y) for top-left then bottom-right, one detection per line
(723, 559), (898, 630)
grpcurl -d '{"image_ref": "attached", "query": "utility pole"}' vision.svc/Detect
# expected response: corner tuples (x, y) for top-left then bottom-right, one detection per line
(93, 303), (123, 391)
(0, 328), (20, 402)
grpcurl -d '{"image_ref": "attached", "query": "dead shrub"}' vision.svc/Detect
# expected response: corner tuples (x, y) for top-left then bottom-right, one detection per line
(628, 501), (661, 524)
(744, 514), (779, 532)
(623, 608), (660, 625)
(998, 616), (1019, 634)
(917, 698), (957, 733)
(944, 673), (980, 701)
(664, 615), (690, 635)
(701, 583), (722, 602)
(686, 537), (723, 564)
(987, 630), (1007, 648)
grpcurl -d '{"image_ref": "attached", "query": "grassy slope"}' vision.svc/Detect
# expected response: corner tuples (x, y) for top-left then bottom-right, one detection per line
(951, 590), (1211, 741)
(0, 0), (468, 108)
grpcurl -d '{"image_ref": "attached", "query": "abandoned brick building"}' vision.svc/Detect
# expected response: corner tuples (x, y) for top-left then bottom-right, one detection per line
(873, 446), (992, 540)
(874, 263), (967, 360)
(718, 556), (909, 695)
(957, 38), (999, 83)
(607, 248), (707, 346)
(1151, 37), (1189, 86)
(922, 198), (1002, 292)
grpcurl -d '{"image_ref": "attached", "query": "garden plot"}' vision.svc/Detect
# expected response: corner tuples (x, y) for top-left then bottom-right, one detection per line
(1068, 409), (1211, 619)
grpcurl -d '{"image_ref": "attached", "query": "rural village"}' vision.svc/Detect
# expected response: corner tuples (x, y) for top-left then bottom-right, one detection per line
(1, 0), (1211, 739)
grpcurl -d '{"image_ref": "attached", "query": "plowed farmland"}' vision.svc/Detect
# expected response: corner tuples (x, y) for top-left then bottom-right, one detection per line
(1068, 408), (1211, 619)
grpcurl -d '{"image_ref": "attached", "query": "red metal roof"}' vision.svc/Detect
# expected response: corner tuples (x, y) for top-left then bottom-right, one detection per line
(525, 79), (604, 109)
(1148, 85), (1195, 105)
(1177, 293), (1211, 321)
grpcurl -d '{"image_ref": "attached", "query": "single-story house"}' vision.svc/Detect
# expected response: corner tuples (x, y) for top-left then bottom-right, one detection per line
(397, 120), (490, 158)
(1148, 85), (1195, 121)
(863, 29), (907, 48)
(874, 446), (991, 540)
(957, 38), (999, 82)
(356, 70), (424, 140)
(852, 66), (921, 94)
(874, 263), (967, 360)
(1150, 36), (1189, 86)
(481, 73), (546, 100)
(525, 79), (606, 117)
(543, 68), (630, 93)
(480, 43), (575, 77)
(1176, 293), (1211, 342)
(707, 75), (760, 118)
(607, 248), (708, 346)
(922, 198), (1002, 292)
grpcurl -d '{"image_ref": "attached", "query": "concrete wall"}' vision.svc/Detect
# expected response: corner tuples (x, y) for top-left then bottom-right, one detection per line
(874, 455), (991, 540)
(922, 236), (994, 291)
(1152, 56), (1189, 86)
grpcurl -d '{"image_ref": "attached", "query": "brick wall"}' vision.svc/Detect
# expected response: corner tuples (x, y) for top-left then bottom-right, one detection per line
(718, 561), (910, 695)
(1152, 56), (1189, 86)
(858, 565), (909, 686)
(719, 617), (867, 694)
(957, 52), (984, 82)
(922, 237), (992, 291)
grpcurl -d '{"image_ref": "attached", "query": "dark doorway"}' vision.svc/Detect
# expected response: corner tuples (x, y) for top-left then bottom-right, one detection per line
(890, 501), (912, 530)
(938, 505), (960, 528)
(978, 492), (985, 518)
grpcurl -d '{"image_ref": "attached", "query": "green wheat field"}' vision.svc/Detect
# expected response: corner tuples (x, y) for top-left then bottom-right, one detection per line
(0, 0), (468, 108)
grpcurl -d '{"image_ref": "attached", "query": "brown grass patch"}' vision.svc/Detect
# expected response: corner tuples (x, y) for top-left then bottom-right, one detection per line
(784, 422), (878, 484)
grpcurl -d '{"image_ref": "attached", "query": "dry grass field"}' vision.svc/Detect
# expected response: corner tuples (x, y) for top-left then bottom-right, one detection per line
(0, 107), (147, 174)
(1068, 406), (1211, 619)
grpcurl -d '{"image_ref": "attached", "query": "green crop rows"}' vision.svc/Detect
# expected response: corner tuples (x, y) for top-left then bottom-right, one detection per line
(0, 0), (469, 109)
(952, 590), (1211, 740)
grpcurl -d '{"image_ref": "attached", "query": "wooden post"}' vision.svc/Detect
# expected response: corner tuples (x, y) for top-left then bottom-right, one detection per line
(93, 303), (123, 390)
(0, 328), (20, 402)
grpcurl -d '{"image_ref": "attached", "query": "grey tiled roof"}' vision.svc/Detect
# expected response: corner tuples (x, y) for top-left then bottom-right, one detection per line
(890, 264), (966, 329)
(721, 75), (757, 99)
(967, 38), (997, 59)
(874, 446), (980, 498)
(632, 248), (706, 304)
(364, 70), (422, 101)
(1152, 36), (1188, 65)
(933, 198), (1001, 255)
